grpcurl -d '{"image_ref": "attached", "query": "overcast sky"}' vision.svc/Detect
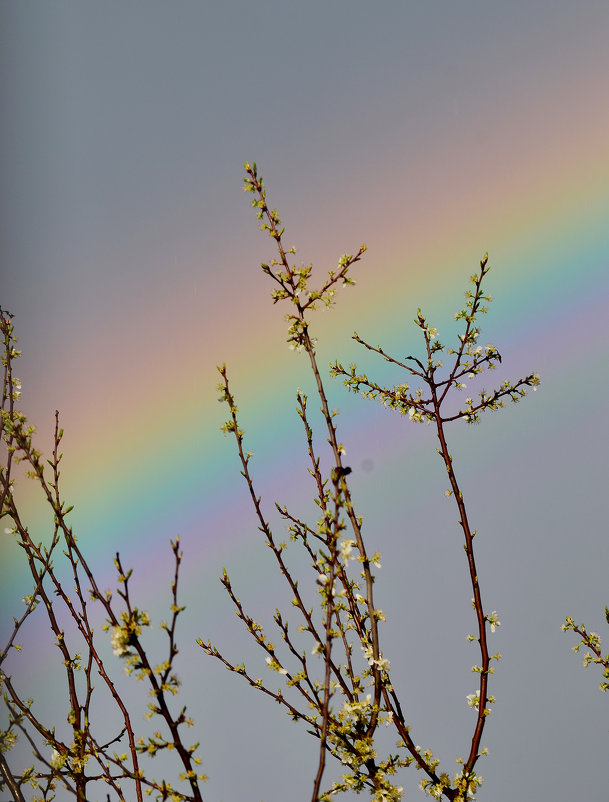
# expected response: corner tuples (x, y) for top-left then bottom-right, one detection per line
(2, 3), (609, 801)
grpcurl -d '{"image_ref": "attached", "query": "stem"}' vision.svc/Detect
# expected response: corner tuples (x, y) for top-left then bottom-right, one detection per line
(248, 164), (383, 729)
(311, 475), (343, 802)
(0, 752), (26, 802)
(303, 328), (383, 732)
(433, 398), (489, 775)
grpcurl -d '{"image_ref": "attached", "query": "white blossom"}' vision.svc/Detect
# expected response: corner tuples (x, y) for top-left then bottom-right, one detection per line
(265, 656), (288, 674)
(111, 626), (131, 657)
(22, 595), (39, 610)
(338, 539), (355, 562)
(50, 749), (66, 770)
(466, 691), (480, 710)
(487, 611), (501, 633)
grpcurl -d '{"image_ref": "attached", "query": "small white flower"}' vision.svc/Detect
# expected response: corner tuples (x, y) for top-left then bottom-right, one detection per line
(361, 644), (374, 665)
(265, 656), (287, 674)
(338, 539), (355, 562)
(110, 626), (131, 658)
(466, 691), (480, 710)
(22, 595), (39, 609)
(487, 611), (501, 633)
(50, 749), (66, 770)
(375, 655), (390, 671)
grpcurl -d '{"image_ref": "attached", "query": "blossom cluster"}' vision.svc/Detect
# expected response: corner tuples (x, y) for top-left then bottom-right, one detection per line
(563, 615), (609, 692)
(242, 162), (364, 353)
(105, 608), (151, 661)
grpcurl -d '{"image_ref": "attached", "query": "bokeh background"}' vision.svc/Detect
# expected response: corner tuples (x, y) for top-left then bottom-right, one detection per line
(1, 2), (609, 800)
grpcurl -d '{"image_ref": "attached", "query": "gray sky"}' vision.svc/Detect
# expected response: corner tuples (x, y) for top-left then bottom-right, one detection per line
(1, 3), (609, 801)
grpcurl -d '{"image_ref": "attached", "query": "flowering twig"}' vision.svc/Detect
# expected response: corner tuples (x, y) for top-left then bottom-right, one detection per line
(204, 164), (405, 800)
(1, 165), (542, 802)
(241, 163), (383, 730)
(332, 254), (539, 798)
(0, 311), (205, 802)
(211, 169), (539, 801)
(563, 613), (609, 692)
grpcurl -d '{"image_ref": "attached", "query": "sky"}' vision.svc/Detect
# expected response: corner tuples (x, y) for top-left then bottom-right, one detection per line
(1, 2), (609, 800)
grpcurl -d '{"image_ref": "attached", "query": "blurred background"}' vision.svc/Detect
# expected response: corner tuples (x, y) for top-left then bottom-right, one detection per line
(1, 2), (608, 800)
